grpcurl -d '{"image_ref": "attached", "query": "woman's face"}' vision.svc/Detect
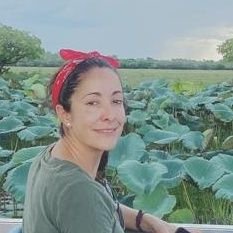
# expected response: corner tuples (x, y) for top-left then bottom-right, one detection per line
(67, 67), (125, 152)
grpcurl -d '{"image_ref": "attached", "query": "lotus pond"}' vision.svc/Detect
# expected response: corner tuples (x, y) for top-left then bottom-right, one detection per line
(0, 72), (233, 224)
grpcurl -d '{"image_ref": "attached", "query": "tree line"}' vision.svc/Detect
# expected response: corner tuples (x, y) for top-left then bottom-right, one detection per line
(1, 24), (233, 75)
(17, 53), (233, 70)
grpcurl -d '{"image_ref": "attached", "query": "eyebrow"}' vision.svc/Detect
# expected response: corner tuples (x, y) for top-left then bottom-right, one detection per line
(83, 90), (123, 99)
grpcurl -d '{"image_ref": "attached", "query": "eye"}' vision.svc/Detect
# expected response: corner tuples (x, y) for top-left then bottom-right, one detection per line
(86, 101), (99, 106)
(113, 99), (123, 105)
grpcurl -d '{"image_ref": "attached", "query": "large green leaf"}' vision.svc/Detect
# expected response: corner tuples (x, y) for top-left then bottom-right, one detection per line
(0, 161), (16, 176)
(11, 100), (37, 111)
(179, 111), (202, 131)
(17, 126), (53, 141)
(108, 133), (145, 168)
(160, 94), (189, 111)
(180, 131), (204, 150)
(160, 159), (185, 188)
(212, 174), (233, 200)
(12, 146), (46, 164)
(152, 111), (170, 129)
(133, 185), (176, 218)
(0, 100), (10, 109)
(144, 129), (179, 145)
(10, 101), (38, 117)
(126, 100), (146, 109)
(148, 149), (172, 160)
(224, 96), (233, 107)
(210, 153), (233, 173)
(0, 148), (13, 158)
(189, 96), (219, 108)
(0, 78), (8, 88)
(165, 123), (190, 136)
(30, 114), (58, 128)
(206, 103), (233, 122)
(127, 110), (149, 126)
(3, 162), (31, 203)
(0, 109), (17, 118)
(184, 157), (225, 189)
(117, 160), (167, 195)
(136, 124), (156, 137)
(0, 116), (25, 134)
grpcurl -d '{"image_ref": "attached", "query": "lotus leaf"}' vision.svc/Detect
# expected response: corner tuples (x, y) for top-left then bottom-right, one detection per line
(144, 129), (179, 145)
(117, 160), (167, 195)
(3, 162), (31, 203)
(127, 110), (149, 126)
(126, 100), (146, 109)
(206, 103), (233, 122)
(136, 124), (156, 137)
(0, 116), (25, 134)
(212, 174), (233, 200)
(108, 133), (145, 168)
(210, 153), (233, 173)
(133, 185), (176, 218)
(166, 123), (190, 136)
(184, 157), (225, 189)
(180, 131), (204, 150)
(160, 159), (185, 188)
(17, 126), (53, 141)
(12, 145), (46, 164)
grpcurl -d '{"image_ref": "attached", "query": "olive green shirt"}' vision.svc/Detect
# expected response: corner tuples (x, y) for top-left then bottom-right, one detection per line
(23, 145), (125, 233)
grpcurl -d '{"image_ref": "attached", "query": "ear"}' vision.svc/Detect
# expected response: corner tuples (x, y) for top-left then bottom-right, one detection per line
(55, 105), (71, 125)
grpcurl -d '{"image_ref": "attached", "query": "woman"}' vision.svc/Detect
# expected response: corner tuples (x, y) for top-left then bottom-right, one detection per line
(22, 49), (197, 233)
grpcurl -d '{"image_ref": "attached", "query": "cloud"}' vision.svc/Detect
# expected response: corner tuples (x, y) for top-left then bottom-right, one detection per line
(1, 0), (233, 59)
(159, 26), (233, 60)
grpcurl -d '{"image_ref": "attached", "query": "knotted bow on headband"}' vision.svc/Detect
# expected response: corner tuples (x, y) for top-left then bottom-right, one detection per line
(51, 49), (120, 109)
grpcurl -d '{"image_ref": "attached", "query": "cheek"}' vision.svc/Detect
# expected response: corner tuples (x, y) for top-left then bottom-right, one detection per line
(117, 108), (126, 123)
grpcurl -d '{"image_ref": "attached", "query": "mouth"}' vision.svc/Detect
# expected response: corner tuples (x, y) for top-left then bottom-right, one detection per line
(94, 126), (119, 134)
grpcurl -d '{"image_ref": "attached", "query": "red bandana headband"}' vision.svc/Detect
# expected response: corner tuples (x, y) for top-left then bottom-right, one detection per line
(51, 49), (120, 109)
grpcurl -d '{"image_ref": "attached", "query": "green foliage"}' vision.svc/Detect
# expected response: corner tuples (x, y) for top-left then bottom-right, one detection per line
(217, 38), (233, 62)
(117, 160), (167, 195)
(3, 162), (31, 203)
(0, 116), (25, 134)
(184, 157), (225, 189)
(108, 133), (145, 168)
(120, 58), (233, 70)
(133, 185), (176, 218)
(17, 51), (63, 67)
(0, 24), (44, 74)
(0, 70), (233, 223)
(168, 208), (195, 223)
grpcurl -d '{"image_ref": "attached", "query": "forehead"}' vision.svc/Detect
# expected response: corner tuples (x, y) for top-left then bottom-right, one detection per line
(76, 67), (122, 95)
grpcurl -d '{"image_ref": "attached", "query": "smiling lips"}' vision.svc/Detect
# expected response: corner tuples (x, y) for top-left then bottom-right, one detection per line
(94, 127), (118, 134)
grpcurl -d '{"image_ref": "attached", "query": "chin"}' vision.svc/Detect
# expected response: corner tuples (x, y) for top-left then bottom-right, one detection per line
(96, 140), (118, 152)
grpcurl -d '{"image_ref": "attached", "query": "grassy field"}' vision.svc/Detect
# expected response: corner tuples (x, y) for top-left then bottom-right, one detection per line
(10, 66), (233, 88)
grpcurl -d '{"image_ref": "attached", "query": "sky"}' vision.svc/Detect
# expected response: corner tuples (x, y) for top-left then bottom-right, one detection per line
(1, 0), (233, 60)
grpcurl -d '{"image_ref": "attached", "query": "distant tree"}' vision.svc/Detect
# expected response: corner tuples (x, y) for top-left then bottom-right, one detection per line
(217, 38), (233, 62)
(0, 24), (44, 74)
(18, 51), (63, 67)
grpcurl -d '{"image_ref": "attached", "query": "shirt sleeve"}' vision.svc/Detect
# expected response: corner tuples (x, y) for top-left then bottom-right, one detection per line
(57, 180), (117, 233)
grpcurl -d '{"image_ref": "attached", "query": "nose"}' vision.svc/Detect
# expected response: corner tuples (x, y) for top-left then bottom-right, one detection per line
(100, 102), (115, 121)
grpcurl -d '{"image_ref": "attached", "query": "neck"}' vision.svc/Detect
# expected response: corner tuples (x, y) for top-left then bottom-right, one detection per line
(52, 136), (103, 179)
